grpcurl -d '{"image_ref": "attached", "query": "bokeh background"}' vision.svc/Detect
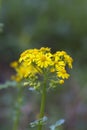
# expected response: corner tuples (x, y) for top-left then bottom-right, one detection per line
(1, 0), (87, 130)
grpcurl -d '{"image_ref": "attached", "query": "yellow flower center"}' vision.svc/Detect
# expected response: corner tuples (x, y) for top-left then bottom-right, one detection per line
(41, 56), (46, 62)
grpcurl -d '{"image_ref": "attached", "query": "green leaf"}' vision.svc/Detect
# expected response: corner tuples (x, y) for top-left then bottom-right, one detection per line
(49, 119), (65, 130)
(30, 116), (48, 128)
(0, 81), (17, 89)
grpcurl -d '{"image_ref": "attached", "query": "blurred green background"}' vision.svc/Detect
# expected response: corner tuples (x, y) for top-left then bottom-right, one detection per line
(1, 0), (87, 130)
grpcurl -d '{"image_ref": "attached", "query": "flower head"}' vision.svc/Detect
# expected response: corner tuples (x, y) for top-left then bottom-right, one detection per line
(36, 52), (53, 68)
(11, 47), (73, 89)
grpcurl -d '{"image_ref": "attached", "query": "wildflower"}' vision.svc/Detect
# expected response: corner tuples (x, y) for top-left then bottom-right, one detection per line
(57, 68), (70, 79)
(11, 47), (73, 88)
(40, 47), (51, 52)
(59, 79), (64, 84)
(10, 61), (18, 68)
(19, 49), (39, 63)
(36, 52), (53, 68)
(64, 54), (73, 68)
(11, 47), (73, 130)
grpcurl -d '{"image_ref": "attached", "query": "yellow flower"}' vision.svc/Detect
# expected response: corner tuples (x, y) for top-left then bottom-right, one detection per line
(57, 67), (70, 79)
(10, 47), (73, 87)
(19, 49), (39, 63)
(54, 51), (67, 59)
(40, 47), (51, 52)
(64, 54), (73, 68)
(54, 61), (66, 69)
(10, 61), (18, 68)
(11, 75), (21, 82)
(36, 52), (52, 68)
(23, 64), (39, 77)
(50, 67), (56, 73)
(59, 79), (64, 84)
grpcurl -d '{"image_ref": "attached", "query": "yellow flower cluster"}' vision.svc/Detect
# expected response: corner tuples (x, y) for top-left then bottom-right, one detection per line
(10, 47), (73, 86)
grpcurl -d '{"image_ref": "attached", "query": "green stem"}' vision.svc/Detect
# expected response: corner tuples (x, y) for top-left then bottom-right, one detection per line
(12, 86), (24, 130)
(38, 76), (47, 130)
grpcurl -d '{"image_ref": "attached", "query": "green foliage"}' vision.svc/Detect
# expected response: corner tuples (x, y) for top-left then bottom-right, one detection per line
(0, 81), (17, 89)
(49, 119), (65, 130)
(30, 116), (48, 128)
